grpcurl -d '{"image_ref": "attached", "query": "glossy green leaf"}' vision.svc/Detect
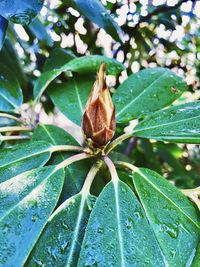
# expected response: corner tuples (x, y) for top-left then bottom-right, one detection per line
(0, 0), (44, 25)
(132, 168), (200, 266)
(0, 116), (17, 127)
(34, 55), (124, 101)
(113, 68), (187, 123)
(0, 165), (64, 266)
(134, 101), (200, 144)
(64, 161), (92, 201)
(32, 124), (91, 201)
(0, 141), (51, 182)
(43, 48), (75, 72)
(0, 64), (23, 112)
(78, 180), (165, 266)
(27, 193), (96, 266)
(0, 38), (27, 88)
(67, 0), (124, 43)
(28, 17), (53, 46)
(48, 77), (93, 125)
(32, 124), (78, 147)
(192, 242), (200, 266)
(0, 15), (8, 49)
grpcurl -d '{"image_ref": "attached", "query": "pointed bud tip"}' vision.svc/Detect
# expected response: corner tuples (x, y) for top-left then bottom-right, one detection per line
(99, 62), (106, 73)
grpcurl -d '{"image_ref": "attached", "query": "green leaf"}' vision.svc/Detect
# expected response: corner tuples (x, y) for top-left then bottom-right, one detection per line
(0, 0), (44, 25)
(78, 180), (165, 266)
(0, 37), (27, 88)
(134, 101), (200, 144)
(64, 161), (92, 201)
(48, 77), (93, 125)
(192, 242), (200, 266)
(32, 124), (91, 201)
(34, 55), (124, 101)
(28, 17), (53, 46)
(0, 165), (64, 266)
(113, 68), (187, 123)
(43, 48), (75, 72)
(0, 141), (51, 182)
(27, 193), (96, 266)
(32, 124), (78, 147)
(67, 0), (124, 43)
(132, 168), (200, 266)
(0, 15), (8, 49)
(0, 64), (23, 112)
(0, 116), (17, 127)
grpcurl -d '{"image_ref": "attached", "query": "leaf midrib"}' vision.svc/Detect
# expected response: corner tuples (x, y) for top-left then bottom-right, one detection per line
(66, 194), (86, 266)
(0, 166), (57, 223)
(73, 78), (84, 114)
(134, 113), (200, 134)
(41, 125), (80, 191)
(0, 91), (18, 110)
(0, 145), (51, 169)
(136, 169), (200, 230)
(116, 71), (168, 118)
(114, 181), (125, 266)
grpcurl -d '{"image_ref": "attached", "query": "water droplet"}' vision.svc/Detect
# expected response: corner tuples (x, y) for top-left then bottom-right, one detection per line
(84, 242), (89, 249)
(10, 12), (33, 25)
(160, 223), (179, 238)
(61, 241), (69, 254)
(97, 227), (104, 234)
(47, 247), (57, 261)
(126, 217), (134, 229)
(33, 258), (44, 267)
(62, 221), (69, 230)
(2, 224), (10, 234)
(87, 196), (96, 211)
(170, 248), (176, 258)
(32, 214), (39, 222)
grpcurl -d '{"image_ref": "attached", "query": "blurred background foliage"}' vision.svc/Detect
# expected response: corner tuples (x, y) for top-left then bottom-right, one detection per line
(1, 0), (200, 189)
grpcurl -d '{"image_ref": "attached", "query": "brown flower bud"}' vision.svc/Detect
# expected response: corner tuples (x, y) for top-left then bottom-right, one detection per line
(82, 63), (115, 148)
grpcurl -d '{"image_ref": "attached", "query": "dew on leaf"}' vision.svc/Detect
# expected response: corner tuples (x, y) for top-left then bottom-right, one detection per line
(160, 223), (179, 238)
(170, 248), (177, 258)
(61, 241), (69, 254)
(97, 227), (104, 234)
(126, 217), (135, 229)
(33, 257), (45, 267)
(61, 221), (69, 230)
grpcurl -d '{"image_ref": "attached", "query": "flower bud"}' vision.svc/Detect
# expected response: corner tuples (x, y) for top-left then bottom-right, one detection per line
(82, 63), (115, 148)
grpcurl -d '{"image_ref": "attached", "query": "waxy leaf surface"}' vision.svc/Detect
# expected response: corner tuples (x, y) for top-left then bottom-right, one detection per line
(34, 55), (124, 101)
(78, 180), (165, 266)
(0, 141), (51, 182)
(0, 166), (64, 266)
(113, 68), (187, 123)
(132, 168), (200, 266)
(27, 193), (96, 266)
(134, 101), (200, 144)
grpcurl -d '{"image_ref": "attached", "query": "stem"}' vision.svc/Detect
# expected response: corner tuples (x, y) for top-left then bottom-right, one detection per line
(81, 160), (103, 196)
(1, 135), (30, 141)
(55, 152), (93, 171)
(50, 145), (83, 153)
(105, 132), (133, 155)
(104, 156), (119, 183)
(0, 126), (31, 133)
(115, 161), (138, 173)
(0, 113), (22, 123)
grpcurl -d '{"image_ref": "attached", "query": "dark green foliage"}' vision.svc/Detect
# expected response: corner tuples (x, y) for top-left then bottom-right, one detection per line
(0, 1), (200, 266)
